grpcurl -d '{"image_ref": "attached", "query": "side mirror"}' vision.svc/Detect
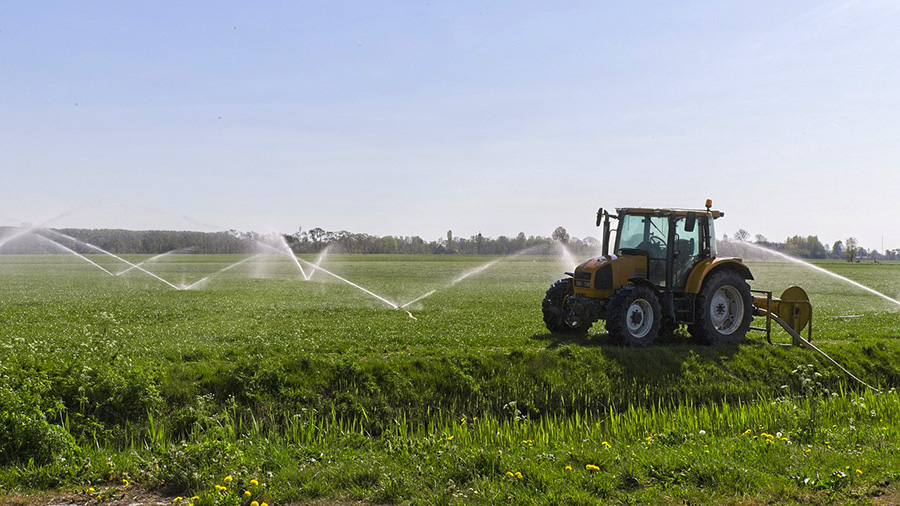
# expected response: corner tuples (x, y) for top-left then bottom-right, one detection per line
(685, 212), (696, 232)
(596, 208), (604, 227)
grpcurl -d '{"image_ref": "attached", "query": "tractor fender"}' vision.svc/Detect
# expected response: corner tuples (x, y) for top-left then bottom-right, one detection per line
(684, 258), (753, 295)
(627, 276), (660, 295)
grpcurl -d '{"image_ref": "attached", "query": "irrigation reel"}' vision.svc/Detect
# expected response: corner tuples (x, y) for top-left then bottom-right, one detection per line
(751, 285), (813, 346)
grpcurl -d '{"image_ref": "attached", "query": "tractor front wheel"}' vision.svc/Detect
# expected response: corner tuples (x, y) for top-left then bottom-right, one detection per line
(689, 270), (753, 345)
(605, 284), (661, 347)
(542, 278), (592, 334)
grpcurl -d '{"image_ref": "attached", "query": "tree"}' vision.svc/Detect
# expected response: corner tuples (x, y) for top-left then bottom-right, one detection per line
(308, 227), (326, 249)
(846, 237), (858, 262)
(734, 229), (750, 242)
(831, 240), (844, 259)
(513, 232), (526, 252)
(755, 234), (768, 244)
(446, 230), (453, 253)
(784, 235), (827, 259)
(552, 226), (570, 244)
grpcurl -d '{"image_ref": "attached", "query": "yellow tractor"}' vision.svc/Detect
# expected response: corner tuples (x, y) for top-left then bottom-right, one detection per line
(543, 200), (794, 346)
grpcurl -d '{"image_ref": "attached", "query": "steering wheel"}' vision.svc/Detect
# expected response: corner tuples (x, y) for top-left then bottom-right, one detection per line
(638, 236), (666, 257)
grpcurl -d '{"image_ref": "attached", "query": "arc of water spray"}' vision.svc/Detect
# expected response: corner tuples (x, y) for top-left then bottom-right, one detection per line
(277, 235), (310, 280)
(250, 239), (411, 315)
(182, 254), (264, 290)
(253, 238), (311, 280)
(116, 249), (188, 276)
(32, 234), (115, 276)
(292, 255), (403, 310)
(398, 258), (505, 309)
(254, 239), (329, 281)
(742, 242), (900, 309)
(556, 241), (579, 271)
(39, 229), (182, 290)
(399, 245), (546, 309)
(0, 208), (82, 252)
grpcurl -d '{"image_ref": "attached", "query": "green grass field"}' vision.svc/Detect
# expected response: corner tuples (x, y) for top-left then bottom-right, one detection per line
(2, 253), (900, 505)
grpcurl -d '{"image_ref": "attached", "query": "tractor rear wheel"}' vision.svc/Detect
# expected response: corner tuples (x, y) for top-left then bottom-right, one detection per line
(689, 270), (753, 345)
(605, 284), (661, 347)
(542, 278), (592, 334)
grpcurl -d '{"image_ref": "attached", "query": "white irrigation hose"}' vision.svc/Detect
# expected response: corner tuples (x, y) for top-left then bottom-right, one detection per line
(766, 312), (881, 393)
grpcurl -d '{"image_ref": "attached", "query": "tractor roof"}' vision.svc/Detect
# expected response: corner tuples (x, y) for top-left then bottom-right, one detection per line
(616, 207), (724, 219)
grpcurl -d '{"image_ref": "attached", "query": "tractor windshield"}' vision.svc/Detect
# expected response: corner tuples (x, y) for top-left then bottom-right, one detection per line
(617, 214), (668, 257)
(617, 214), (669, 286)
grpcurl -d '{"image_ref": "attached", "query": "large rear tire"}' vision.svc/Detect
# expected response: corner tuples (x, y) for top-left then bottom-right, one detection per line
(605, 284), (661, 347)
(542, 278), (592, 334)
(689, 270), (753, 345)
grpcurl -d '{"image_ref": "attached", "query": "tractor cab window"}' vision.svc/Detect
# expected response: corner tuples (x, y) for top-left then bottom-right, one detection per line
(673, 216), (702, 288)
(616, 214), (668, 286)
(617, 215), (668, 255)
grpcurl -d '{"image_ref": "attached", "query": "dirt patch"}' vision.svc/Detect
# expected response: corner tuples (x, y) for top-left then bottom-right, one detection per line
(0, 491), (375, 506)
(872, 483), (900, 505)
(0, 489), (172, 506)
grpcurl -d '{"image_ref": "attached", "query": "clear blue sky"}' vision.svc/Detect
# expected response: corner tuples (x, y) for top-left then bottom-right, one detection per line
(2, 1), (899, 250)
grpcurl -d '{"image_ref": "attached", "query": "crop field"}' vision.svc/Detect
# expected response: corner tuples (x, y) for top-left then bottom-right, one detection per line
(2, 253), (900, 505)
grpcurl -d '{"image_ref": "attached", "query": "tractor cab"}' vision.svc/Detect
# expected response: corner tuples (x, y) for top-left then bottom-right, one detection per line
(605, 206), (718, 291)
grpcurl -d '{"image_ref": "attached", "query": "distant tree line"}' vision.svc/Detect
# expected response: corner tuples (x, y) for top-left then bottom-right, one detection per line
(2, 225), (890, 261)
(283, 227), (599, 255)
(0, 226), (599, 256)
(0, 227), (253, 255)
(724, 229), (897, 262)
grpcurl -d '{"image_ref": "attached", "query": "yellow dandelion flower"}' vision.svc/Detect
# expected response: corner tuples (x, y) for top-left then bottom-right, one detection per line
(191, 497), (199, 501)
(261, 502), (269, 506)
(224, 475), (233, 483)
(251, 502), (260, 506)
(586, 464), (600, 471)
(857, 469), (863, 475)
(602, 441), (611, 449)
(174, 497), (183, 503)
(515, 472), (522, 479)
(565, 465), (572, 471)
(447, 436), (454, 441)
(88, 488), (95, 493)
(122, 479), (129, 486)
(506, 471), (514, 477)
(805, 449), (812, 453)
(244, 490), (252, 497)
(250, 479), (259, 487)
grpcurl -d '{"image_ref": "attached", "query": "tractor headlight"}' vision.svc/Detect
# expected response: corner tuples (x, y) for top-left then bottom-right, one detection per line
(574, 279), (590, 288)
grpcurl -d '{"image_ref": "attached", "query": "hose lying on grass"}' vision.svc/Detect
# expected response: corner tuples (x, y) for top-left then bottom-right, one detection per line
(766, 311), (881, 393)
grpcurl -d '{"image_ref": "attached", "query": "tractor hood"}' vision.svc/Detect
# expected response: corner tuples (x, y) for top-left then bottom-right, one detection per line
(572, 253), (648, 297)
